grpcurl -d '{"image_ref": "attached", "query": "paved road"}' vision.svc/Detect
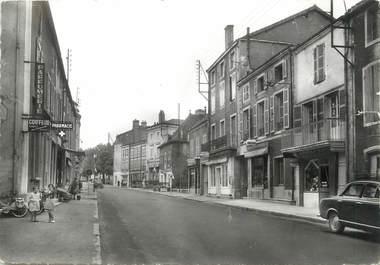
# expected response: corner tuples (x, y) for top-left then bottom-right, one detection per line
(97, 187), (380, 264)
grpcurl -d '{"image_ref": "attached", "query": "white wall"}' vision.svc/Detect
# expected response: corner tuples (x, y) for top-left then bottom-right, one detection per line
(294, 29), (344, 104)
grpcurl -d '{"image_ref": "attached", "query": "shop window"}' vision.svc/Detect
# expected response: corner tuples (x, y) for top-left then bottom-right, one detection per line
(305, 160), (319, 192)
(365, 3), (380, 47)
(251, 156), (267, 187)
(363, 61), (380, 126)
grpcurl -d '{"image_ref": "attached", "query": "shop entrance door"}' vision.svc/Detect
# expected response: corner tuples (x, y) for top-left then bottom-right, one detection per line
(215, 166), (222, 195)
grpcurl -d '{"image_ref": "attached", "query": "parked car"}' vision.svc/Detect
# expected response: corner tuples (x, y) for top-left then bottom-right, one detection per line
(320, 180), (380, 233)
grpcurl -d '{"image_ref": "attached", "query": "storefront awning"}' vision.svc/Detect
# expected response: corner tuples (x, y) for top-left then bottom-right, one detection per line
(244, 147), (268, 158)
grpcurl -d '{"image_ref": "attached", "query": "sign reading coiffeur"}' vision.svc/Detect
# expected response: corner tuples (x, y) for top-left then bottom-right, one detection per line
(35, 63), (45, 114)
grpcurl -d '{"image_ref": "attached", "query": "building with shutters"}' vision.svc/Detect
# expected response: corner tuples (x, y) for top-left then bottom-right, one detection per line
(344, 0), (380, 182)
(203, 6), (332, 199)
(237, 48), (293, 202)
(0, 1), (81, 197)
(113, 119), (147, 188)
(281, 24), (346, 209)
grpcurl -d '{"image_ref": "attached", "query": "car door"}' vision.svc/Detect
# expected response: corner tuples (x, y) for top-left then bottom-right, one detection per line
(338, 183), (365, 223)
(356, 183), (380, 229)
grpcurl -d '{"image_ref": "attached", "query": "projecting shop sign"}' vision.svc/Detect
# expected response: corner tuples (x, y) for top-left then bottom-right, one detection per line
(35, 63), (45, 114)
(27, 119), (73, 132)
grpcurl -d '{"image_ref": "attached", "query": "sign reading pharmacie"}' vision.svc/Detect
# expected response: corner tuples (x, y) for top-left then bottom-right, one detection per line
(35, 63), (45, 115)
(27, 118), (73, 132)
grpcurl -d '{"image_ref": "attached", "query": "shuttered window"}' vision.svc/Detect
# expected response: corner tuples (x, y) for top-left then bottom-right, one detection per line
(313, 44), (325, 84)
(264, 98), (269, 135)
(363, 61), (380, 125)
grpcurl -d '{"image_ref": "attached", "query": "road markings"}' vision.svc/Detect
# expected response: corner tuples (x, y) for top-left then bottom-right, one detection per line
(92, 201), (102, 265)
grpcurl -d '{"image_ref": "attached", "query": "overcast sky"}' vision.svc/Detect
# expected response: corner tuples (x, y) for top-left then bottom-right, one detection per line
(49, 0), (360, 149)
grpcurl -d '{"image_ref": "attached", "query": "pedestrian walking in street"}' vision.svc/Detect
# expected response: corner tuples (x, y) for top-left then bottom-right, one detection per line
(69, 177), (79, 200)
(44, 184), (55, 223)
(28, 186), (41, 222)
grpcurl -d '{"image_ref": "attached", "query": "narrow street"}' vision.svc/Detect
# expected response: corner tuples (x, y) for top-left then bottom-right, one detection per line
(97, 187), (380, 265)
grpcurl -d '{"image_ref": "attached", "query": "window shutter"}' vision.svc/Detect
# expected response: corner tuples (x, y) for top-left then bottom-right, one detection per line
(238, 88), (243, 141)
(249, 107), (253, 138)
(266, 69), (273, 88)
(264, 98), (269, 134)
(319, 44), (325, 81)
(313, 47), (317, 84)
(283, 87), (289, 128)
(339, 89), (346, 120)
(252, 104), (257, 138)
(282, 59), (288, 79)
(253, 79), (257, 95)
(270, 95), (275, 132)
(312, 100), (317, 123)
(293, 105), (302, 128)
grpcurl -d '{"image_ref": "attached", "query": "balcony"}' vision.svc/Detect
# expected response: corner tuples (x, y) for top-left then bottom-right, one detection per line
(201, 142), (210, 152)
(281, 118), (345, 153)
(210, 135), (227, 152)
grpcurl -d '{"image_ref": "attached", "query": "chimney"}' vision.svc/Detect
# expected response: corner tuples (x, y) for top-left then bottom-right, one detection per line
(225, 25), (234, 50)
(132, 119), (139, 129)
(158, 110), (165, 123)
(195, 109), (205, 115)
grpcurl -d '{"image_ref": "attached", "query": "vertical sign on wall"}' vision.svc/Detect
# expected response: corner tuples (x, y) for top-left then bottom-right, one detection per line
(35, 62), (45, 114)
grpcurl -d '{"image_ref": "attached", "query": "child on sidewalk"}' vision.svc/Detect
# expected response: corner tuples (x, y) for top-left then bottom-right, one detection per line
(28, 186), (41, 222)
(44, 184), (55, 223)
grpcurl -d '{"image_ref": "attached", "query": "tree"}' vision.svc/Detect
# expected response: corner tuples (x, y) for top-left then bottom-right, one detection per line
(81, 143), (113, 180)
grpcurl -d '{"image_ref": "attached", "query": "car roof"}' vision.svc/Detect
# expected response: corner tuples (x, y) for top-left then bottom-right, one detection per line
(348, 180), (380, 185)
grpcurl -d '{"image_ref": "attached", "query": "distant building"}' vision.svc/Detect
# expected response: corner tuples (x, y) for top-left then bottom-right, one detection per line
(158, 110), (206, 189)
(187, 116), (208, 195)
(145, 110), (181, 186)
(113, 120), (147, 187)
(0, 1), (81, 197)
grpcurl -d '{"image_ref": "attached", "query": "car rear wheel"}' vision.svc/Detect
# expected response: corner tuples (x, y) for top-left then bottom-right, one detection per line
(328, 212), (345, 233)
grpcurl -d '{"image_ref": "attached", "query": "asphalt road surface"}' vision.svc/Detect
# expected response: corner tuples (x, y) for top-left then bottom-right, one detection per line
(97, 187), (380, 264)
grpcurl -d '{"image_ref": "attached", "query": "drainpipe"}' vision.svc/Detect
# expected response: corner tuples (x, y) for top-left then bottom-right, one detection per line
(12, 1), (21, 195)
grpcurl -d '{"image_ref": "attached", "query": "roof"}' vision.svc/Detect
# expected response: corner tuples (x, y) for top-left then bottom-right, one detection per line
(115, 126), (147, 145)
(147, 119), (183, 130)
(189, 118), (208, 133)
(207, 5), (332, 72)
(343, 0), (378, 20)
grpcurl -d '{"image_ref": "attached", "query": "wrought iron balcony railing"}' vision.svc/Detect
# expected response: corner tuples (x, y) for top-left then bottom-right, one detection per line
(282, 118), (345, 150)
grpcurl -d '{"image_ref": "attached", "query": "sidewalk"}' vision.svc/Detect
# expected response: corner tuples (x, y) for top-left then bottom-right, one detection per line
(129, 188), (326, 225)
(0, 184), (100, 264)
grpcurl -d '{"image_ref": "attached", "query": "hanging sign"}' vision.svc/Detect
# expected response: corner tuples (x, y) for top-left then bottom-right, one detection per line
(35, 63), (45, 114)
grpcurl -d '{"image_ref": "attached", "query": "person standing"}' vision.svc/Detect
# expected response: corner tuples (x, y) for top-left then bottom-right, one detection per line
(44, 184), (55, 223)
(28, 187), (41, 222)
(69, 177), (79, 200)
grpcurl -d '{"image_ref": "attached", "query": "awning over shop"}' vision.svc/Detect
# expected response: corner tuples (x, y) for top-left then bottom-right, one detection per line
(244, 147), (268, 158)
(63, 148), (85, 156)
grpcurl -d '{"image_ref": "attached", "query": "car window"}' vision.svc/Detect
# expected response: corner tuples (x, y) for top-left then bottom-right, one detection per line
(342, 183), (364, 197)
(362, 184), (380, 199)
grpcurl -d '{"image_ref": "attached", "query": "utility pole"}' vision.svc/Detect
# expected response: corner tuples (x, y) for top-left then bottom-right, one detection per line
(66, 49), (72, 84)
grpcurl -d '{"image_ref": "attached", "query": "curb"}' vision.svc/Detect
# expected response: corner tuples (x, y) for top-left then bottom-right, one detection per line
(128, 188), (326, 226)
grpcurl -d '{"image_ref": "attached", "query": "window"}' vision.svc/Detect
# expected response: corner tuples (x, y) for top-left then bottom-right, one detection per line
(211, 88), (216, 114)
(230, 50), (235, 70)
(219, 81), (225, 108)
(274, 63), (283, 83)
(251, 156), (267, 187)
(230, 114), (237, 146)
(243, 108), (250, 141)
(257, 101), (265, 137)
(221, 165), (228, 187)
(229, 74), (236, 101)
(363, 61), (380, 125)
(370, 155), (380, 178)
(211, 124), (216, 140)
(219, 61), (225, 78)
(313, 44), (325, 84)
(343, 183), (365, 197)
(202, 134), (207, 144)
(195, 137), (200, 156)
(243, 84), (250, 102)
(257, 75), (265, 93)
(362, 184), (379, 198)
(274, 92), (284, 131)
(210, 70), (216, 86)
(365, 3), (380, 46)
(210, 166), (216, 187)
(220, 120), (225, 137)
(274, 158), (284, 186)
